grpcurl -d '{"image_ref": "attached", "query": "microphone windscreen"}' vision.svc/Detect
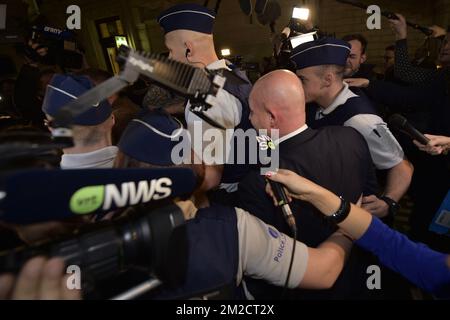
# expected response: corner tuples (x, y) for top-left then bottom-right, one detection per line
(388, 114), (407, 129)
(0, 168), (196, 224)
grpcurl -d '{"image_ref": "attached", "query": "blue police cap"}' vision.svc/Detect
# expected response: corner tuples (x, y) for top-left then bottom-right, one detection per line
(118, 111), (187, 166)
(290, 37), (351, 70)
(42, 74), (112, 126)
(157, 3), (216, 35)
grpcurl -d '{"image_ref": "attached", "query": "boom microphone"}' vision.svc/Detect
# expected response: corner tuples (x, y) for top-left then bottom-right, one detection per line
(388, 114), (430, 145)
(0, 168), (197, 224)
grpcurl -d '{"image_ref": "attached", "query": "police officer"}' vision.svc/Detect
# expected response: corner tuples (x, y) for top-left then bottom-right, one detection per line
(114, 110), (355, 299)
(156, 3), (253, 197)
(291, 38), (414, 219)
(237, 69), (378, 300)
(42, 74), (117, 169)
(344, 29), (450, 251)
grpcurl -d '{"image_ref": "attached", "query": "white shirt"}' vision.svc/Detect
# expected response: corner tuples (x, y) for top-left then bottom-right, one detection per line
(60, 146), (118, 169)
(317, 82), (404, 170)
(185, 59), (243, 166)
(276, 124), (309, 145)
(235, 208), (308, 292)
(317, 82), (359, 117)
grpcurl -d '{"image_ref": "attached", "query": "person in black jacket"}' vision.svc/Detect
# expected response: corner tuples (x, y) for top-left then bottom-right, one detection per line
(237, 69), (382, 299)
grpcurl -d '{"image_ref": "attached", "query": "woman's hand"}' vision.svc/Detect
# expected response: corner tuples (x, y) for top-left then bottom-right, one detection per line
(414, 134), (450, 155)
(265, 169), (321, 204)
(389, 13), (407, 40)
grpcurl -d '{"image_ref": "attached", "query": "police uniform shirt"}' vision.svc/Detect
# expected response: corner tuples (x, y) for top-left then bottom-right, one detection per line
(238, 126), (378, 299)
(60, 146), (118, 169)
(151, 205), (309, 300)
(115, 111), (309, 299)
(312, 82), (405, 170)
(238, 125), (377, 246)
(157, 4), (250, 191)
(185, 59), (243, 161)
(185, 59), (244, 192)
(234, 207), (309, 290)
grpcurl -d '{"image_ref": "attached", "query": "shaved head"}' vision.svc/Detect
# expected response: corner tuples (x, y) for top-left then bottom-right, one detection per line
(164, 29), (218, 67)
(249, 70), (306, 137)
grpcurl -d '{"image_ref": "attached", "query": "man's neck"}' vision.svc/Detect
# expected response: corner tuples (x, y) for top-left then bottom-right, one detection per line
(316, 82), (345, 110)
(276, 121), (307, 140)
(201, 52), (220, 68)
(63, 141), (112, 155)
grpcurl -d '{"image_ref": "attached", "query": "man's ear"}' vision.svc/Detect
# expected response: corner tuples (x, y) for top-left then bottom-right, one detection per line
(322, 71), (333, 88)
(269, 110), (276, 127)
(184, 41), (194, 57)
(361, 53), (367, 64)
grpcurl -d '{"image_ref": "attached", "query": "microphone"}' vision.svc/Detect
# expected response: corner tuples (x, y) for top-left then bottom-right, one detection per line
(0, 167), (197, 224)
(256, 134), (297, 233)
(267, 179), (297, 232)
(388, 114), (430, 145)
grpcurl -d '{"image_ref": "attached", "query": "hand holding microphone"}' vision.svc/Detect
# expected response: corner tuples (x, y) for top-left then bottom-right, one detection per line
(264, 169), (326, 233)
(388, 114), (430, 145)
(414, 134), (450, 156)
(265, 176), (296, 232)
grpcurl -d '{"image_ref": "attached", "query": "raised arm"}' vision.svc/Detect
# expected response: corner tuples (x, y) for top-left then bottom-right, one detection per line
(266, 169), (450, 298)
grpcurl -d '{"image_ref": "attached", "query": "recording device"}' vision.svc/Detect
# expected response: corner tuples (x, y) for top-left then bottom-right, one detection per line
(272, 6), (326, 69)
(0, 203), (189, 291)
(0, 47), (249, 297)
(289, 31), (318, 49)
(25, 25), (83, 69)
(336, 0), (433, 36)
(388, 114), (430, 145)
(255, 134), (296, 233)
(0, 167), (197, 224)
(267, 179), (297, 233)
(256, 132), (297, 294)
(51, 46), (232, 132)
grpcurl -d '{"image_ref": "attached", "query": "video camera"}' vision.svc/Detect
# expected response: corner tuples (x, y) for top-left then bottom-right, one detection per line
(0, 131), (196, 298)
(24, 24), (83, 70)
(272, 6), (332, 70)
(0, 201), (189, 298)
(0, 47), (245, 299)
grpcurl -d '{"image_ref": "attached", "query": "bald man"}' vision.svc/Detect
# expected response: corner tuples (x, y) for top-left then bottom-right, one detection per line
(238, 70), (380, 299)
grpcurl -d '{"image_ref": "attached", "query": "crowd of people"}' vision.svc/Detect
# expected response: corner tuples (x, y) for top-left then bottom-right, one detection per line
(0, 3), (449, 300)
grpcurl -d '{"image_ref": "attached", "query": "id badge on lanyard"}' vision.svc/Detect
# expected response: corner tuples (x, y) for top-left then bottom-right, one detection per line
(429, 190), (450, 237)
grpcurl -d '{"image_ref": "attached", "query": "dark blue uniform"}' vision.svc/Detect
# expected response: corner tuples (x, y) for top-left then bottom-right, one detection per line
(238, 126), (379, 299)
(364, 73), (450, 252)
(151, 205), (240, 300)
